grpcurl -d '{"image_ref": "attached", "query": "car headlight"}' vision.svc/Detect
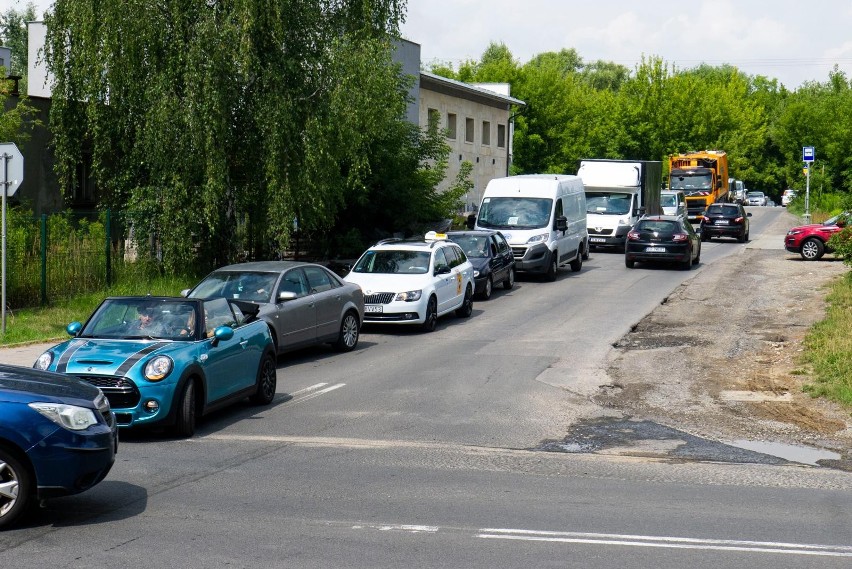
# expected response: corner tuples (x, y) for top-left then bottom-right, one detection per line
(144, 355), (173, 381)
(526, 233), (549, 245)
(473, 269), (481, 278)
(34, 351), (53, 370)
(787, 229), (802, 236)
(395, 290), (422, 302)
(29, 402), (99, 431)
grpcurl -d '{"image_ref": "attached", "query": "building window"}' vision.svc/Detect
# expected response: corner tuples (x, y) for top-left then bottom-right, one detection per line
(482, 121), (491, 146)
(497, 124), (506, 148)
(465, 117), (474, 143)
(446, 113), (457, 139)
(427, 108), (440, 129)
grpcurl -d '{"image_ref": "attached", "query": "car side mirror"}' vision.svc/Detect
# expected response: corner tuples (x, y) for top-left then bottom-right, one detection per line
(435, 266), (451, 275)
(180, 288), (191, 297)
(747, 212), (752, 217)
(466, 214), (476, 230)
(277, 291), (298, 302)
(66, 321), (83, 336)
(555, 215), (568, 232)
(210, 325), (234, 347)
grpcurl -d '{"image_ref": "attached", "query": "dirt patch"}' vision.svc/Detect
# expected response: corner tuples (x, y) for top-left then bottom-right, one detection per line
(602, 210), (852, 460)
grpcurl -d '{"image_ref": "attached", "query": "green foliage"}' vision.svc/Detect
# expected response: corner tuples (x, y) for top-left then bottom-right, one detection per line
(800, 272), (852, 405)
(43, 0), (411, 271)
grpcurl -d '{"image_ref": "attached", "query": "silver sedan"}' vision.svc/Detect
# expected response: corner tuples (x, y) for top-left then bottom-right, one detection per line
(185, 261), (364, 355)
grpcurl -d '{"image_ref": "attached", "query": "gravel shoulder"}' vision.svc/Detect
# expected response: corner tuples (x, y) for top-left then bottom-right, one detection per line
(600, 209), (852, 465)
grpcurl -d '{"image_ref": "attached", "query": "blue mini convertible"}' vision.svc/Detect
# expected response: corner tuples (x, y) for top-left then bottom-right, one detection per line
(34, 296), (277, 437)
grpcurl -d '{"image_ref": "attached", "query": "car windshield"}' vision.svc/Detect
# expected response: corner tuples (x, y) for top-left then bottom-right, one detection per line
(190, 271), (279, 302)
(447, 235), (489, 258)
(670, 173), (712, 193)
(824, 212), (850, 226)
(352, 250), (432, 274)
(586, 192), (632, 215)
(747, 192), (764, 198)
(660, 194), (678, 208)
(79, 299), (202, 340)
(476, 197), (553, 230)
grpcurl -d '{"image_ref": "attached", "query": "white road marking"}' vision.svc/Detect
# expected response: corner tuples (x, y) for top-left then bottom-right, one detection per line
(476, 528), (852, 557)
(287, 383), (345, 405)
(289, 383), (329, 396)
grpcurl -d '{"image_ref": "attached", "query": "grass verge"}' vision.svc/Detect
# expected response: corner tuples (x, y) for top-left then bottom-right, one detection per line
(801, 271), (852, 407)
(0, 275), (192, 346)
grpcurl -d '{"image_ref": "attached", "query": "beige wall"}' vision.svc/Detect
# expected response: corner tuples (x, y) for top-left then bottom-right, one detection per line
(418, 89), (511, 212)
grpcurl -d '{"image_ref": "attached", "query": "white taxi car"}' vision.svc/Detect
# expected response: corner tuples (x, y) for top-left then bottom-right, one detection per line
(344, 232), (474, 332)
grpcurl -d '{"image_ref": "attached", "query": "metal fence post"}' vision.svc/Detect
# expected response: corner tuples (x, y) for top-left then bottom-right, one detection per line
(40, 213), (47, 305)
(105, 209), (112, 287)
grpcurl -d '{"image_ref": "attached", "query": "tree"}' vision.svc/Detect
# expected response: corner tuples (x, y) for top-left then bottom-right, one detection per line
(43, 0), (412, 272)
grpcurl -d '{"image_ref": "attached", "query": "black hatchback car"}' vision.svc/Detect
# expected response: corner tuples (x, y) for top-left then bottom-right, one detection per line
(700, 203), (751, 242)
(446, 230), (515, 299)
(625, 215), (701, 270)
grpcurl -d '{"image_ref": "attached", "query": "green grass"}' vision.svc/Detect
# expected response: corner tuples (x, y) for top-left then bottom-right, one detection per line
(0, 275), (192, 346)
(800, 272), (852, 407)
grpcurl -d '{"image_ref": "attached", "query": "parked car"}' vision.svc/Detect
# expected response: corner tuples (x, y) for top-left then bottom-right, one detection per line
(784, 212), (850, 260)
(185, 261), (364, 354)
(445, 230), (515, 299)
(700, 203), (752, 242)
(781, 189), (796, 207)
(344, 232), (474, 332)
(625, 215), (701, 270)
(746, 191), (767, 206)
(660, 190), (687, 217)
(34, 296), (277, 437)
(0, 364), (118, 529)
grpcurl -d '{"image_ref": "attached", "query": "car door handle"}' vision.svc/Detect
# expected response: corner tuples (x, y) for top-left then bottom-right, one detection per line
(239, 339), (249, 348)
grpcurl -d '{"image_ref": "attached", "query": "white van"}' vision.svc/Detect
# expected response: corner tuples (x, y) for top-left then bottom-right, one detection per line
(472, 175), (587, 281)
(660, 190), (686, 217)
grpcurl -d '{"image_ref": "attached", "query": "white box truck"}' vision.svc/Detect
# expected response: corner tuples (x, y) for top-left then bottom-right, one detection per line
(578, 159), (662, 250)
(471, 175), (587, 281)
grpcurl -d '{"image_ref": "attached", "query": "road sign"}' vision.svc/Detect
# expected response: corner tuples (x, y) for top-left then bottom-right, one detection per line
(1, 142), (24, 197)
(802, 146), (815, 163)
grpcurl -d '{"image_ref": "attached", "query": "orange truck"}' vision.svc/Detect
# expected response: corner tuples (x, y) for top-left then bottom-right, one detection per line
(668, 150), (729, 222)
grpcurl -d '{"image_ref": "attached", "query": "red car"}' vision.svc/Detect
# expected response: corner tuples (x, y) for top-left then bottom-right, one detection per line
(784, 212), (850, 260)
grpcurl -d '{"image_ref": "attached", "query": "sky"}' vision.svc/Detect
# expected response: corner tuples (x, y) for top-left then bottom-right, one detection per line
(14, 0), (852, 90)
(401, 0), (852, 89)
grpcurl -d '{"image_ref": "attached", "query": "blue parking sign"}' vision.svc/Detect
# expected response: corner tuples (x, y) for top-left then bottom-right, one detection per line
(803, 146), (815, 162)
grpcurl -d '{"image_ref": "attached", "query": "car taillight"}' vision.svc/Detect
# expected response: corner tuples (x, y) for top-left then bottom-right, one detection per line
(672, 233), (688, 242)
(627, 231), (641, 241)
(734, 216), (744, 223)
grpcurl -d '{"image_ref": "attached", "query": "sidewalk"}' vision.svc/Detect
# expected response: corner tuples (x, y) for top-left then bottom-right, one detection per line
(0, 342), (57, 367)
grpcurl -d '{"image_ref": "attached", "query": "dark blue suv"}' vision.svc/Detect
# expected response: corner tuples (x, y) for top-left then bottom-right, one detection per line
(0, 364), (117, 529)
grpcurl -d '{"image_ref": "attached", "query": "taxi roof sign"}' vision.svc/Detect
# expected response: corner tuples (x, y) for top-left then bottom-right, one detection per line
(424, 231), (447, 241)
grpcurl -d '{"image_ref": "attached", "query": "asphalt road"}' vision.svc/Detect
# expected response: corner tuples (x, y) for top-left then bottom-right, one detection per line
(2, 206), (850, 568)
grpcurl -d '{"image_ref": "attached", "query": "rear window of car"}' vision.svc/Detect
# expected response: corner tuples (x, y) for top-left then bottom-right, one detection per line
(636, 220), (680, 233)
(706, 205), (737, 215)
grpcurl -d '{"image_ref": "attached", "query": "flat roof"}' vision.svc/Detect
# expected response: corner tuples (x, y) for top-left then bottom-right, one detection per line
(419, 71), (525, 109)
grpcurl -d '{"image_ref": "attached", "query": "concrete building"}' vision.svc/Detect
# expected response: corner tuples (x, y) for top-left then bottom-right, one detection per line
(394, 39), (525, 211)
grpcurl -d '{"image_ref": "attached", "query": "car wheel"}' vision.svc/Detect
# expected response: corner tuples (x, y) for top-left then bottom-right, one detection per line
(0, 448), (31, 530)
(744, 231), (750, 242)
(682, 249), (693, 270)
(503, 267), (515, 290)
(455, 285), (473, 318)
(569, 250), (583, 272)
(333, 310), (360, 351)
(481, 276), (493, 300)
(545, 251), (558, 282)
(421, 296), (438, 332)
(738, 229), (746, 243)
(625, 257), (634, 268)
(800, 238), (824, 261)
(693, 242), (701, 265)
(173, 380), (197, 438)
(250, 353), (277, 405)
(581, 241), (590, 260)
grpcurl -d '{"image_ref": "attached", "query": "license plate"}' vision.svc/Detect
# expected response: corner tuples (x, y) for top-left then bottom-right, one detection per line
(365, 305), (383, 313)
(716, 219), (729, 225)
(645, 247), (665, 253)
(590, 237), (606, 243)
